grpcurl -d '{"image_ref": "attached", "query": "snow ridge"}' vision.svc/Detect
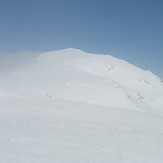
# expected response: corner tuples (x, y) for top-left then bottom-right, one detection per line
(0, 48), (163, 163)
(0, 48), (162, 113)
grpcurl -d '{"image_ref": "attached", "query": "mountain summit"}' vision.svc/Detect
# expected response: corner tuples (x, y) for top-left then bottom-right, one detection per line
(1, 49), (163, 163)
(0, 48), (163, 113)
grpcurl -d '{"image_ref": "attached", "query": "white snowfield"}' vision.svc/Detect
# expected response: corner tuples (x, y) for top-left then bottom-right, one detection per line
(0, 48), (163, 162)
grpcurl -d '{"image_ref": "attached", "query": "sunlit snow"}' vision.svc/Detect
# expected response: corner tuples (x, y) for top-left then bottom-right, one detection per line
(0, 48), (163, 162)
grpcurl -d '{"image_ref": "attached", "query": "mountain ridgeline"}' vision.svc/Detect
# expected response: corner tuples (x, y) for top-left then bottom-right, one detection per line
(0, 48), (163, 113)
(1, 49), (163, 163)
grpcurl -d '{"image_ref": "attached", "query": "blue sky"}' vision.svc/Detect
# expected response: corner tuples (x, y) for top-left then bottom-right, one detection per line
(0, 0), (163, 77)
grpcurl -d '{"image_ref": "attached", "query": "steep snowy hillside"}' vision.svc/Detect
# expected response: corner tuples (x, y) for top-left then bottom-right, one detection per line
(0, 48), (163, 113)
(0, 48), (163, 163)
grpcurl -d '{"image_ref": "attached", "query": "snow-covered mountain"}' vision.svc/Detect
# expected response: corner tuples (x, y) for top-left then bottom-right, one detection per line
(0, 48), (163, 163)
(0, 48), (163, 113)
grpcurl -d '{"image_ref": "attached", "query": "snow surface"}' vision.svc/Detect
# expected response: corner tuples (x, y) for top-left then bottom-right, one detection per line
(0, 48), (163, 162)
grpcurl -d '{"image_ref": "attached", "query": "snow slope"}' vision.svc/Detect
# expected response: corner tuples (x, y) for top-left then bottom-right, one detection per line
(0, 48), (163, 162)
(0, 94), (163, 163)
(0, 48), (163, 112)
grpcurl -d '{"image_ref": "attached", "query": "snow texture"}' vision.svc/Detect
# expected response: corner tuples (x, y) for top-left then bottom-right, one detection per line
(0, 48), (163, 162)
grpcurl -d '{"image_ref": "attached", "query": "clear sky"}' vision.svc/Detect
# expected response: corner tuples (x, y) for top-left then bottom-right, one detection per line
(0, 0), (163, 77)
